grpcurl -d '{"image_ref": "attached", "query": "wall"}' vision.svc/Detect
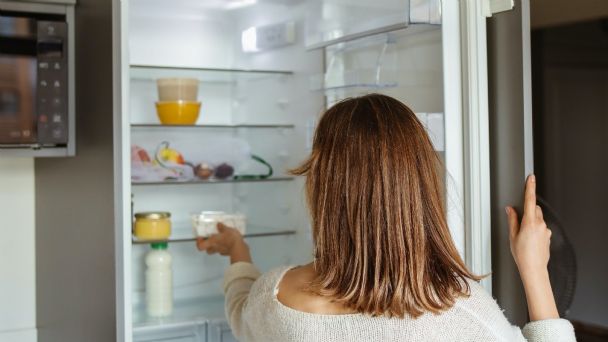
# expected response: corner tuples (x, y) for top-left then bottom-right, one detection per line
(34, 0), (116, 340)
(532, 20), (608, 328)
(0, 159), (37, 342)
(530, 0), (608, 29)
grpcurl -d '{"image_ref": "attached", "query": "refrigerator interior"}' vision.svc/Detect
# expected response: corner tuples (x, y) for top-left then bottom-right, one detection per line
(125, 0), (449, 340)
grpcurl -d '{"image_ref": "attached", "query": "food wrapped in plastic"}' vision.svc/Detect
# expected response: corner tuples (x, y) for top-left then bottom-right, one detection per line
(191, 211), (246, 237)
(131, 144), (194, 182)
(178, 137), (250, 173)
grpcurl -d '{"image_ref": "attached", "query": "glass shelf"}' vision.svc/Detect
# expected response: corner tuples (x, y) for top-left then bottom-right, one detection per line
(132, 176), (294, 186)
(131, 123), (295, 129)
(130, 64), (293, 83)
(132, 229), (297, 245)
(317, 82), (399, 92)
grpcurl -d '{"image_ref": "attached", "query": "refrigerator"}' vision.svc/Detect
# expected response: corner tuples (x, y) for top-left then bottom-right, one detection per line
(120, 0), (473, 340)
(33, 0), (534, 341)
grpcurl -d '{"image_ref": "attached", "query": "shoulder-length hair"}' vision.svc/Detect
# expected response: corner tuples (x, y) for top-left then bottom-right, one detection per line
(291, 94), (480, 318)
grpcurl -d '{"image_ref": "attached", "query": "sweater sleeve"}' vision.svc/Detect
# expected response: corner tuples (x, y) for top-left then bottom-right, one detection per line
(522, 319), (576, 342)
(462, 280), (577, 342)
(222, 262), (262, 339)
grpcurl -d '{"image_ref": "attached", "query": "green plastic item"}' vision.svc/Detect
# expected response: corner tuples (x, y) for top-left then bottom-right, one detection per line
(150, 242), (168, 250)
(233, 154), (274, 180)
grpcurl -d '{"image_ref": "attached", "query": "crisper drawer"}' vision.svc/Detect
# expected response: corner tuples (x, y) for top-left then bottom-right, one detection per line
(134, 321), (207, 342)
(207, 321), (237, 342)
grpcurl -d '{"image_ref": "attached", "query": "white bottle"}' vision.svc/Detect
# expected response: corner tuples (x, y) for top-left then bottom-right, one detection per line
(145, 242), (173, 317)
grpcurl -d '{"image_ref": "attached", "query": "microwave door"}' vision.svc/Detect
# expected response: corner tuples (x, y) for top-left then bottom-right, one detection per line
(0, 16), (37, 145)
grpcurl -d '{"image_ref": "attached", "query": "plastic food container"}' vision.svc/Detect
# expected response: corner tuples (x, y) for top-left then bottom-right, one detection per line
(191, 211), (246, 238)
(134, 212), (172, 240)
(155, 101), (201, 125)
(157, 78), (198, 102)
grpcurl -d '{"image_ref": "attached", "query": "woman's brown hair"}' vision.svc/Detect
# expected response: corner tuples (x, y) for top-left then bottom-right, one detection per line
(291, 94), (480, 318)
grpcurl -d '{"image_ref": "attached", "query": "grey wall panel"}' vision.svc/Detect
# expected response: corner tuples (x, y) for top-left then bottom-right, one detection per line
(487, 0), (533, 326)
(35, 0), (116, 340)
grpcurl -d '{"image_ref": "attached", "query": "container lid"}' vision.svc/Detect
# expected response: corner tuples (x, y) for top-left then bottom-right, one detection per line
(134, 211), (171, 219)
(151, 242), (168, 249)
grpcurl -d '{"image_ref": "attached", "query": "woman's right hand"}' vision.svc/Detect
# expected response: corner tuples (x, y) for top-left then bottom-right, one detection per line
(196, 222), (252, 264)
(505, 174), (559, 321)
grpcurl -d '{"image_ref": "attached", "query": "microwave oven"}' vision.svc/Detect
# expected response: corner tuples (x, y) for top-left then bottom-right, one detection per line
(0, 1), (75, 156)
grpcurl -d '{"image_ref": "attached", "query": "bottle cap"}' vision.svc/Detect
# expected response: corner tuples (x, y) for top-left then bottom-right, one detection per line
(150, 242), (168, 250)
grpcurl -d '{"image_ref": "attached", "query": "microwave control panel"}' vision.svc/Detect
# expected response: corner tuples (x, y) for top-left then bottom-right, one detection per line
(36, 21), (68, 145)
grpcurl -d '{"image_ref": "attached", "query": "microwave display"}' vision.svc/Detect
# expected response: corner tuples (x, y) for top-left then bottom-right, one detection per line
(38, 40), (62, 58)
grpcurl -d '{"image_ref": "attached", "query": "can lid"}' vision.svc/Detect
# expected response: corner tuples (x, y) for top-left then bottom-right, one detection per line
(135, 211), (171, 219)
(151, 242), (168, 249)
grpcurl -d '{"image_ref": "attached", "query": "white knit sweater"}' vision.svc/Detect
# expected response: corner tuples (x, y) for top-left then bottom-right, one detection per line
(222, 262), (576, 342)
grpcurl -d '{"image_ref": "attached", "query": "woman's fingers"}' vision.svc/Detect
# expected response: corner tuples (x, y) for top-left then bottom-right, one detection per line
(217, 222), (228, 233)
(524, 174), (537, 220)
(196, 235), (219, 251)
(196, 223), (250, 260)
(196, 238), (208, 251)
(536, 205), (544, 221)
(506, 206), (520, 240)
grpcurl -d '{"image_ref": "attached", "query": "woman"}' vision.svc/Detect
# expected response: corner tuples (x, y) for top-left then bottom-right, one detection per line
(197, 94), (575, 341)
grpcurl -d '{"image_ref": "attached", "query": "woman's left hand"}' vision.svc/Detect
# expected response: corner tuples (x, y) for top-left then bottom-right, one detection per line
(196, 222), (252, 264)
(505, 174), (559, 321)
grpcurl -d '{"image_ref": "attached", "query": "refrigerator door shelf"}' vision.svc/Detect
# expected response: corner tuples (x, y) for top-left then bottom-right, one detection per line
(311, 27), (441, 94)
(305, 0), (441, 49)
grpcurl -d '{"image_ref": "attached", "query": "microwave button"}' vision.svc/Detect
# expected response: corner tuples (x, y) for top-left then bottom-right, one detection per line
(39, 62), (49, 69)
(39, 115), (48, 123)
(23, 130), (31, 138)
(53, 80), (61, 88)
(52, 114), (62, 123)
(53, 62), (61, 70)
(52, 98), (61, 106)
(52, 128), (62, 139)
(40, 80), (48, 87)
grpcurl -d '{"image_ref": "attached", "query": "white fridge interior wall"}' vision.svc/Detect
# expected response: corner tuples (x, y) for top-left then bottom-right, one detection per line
(316, 25), (463, 253)
(128, 0), (323, 310)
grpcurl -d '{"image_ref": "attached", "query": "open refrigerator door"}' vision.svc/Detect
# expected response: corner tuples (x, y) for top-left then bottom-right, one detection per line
(121, 0), (465, 341)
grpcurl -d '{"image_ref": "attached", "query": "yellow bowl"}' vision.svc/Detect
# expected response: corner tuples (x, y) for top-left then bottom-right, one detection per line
(155, 101), (201, 125)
